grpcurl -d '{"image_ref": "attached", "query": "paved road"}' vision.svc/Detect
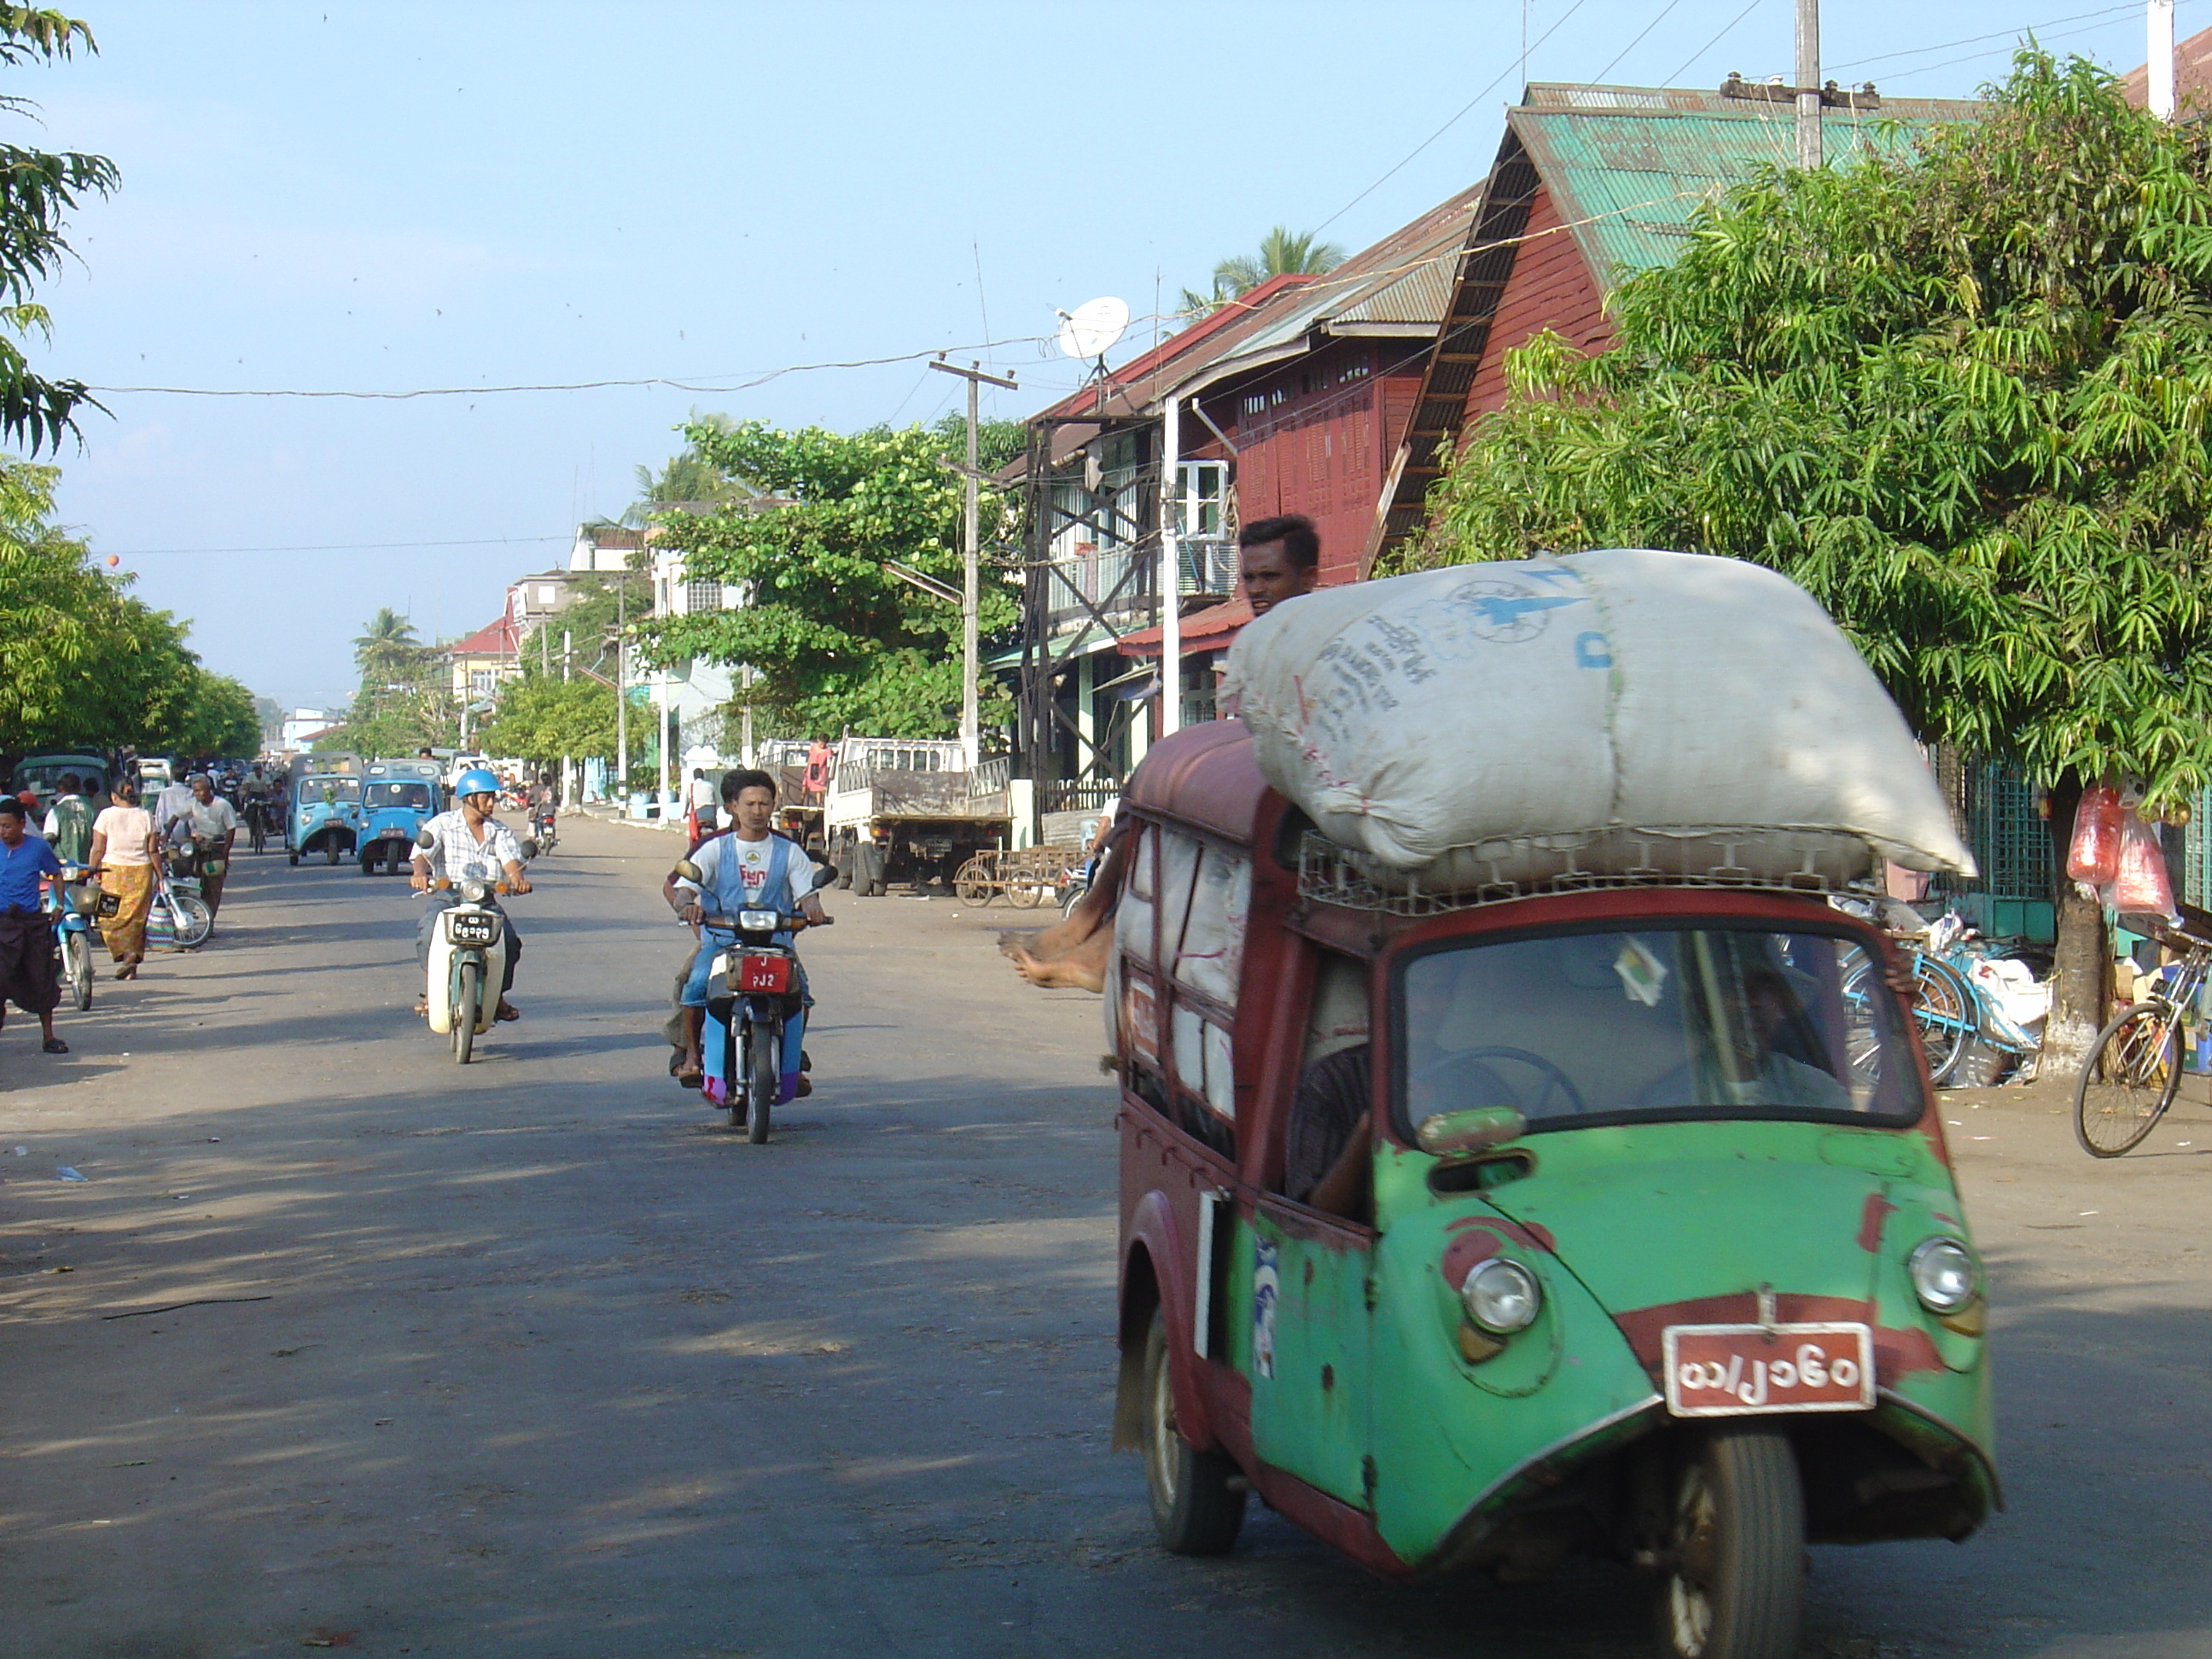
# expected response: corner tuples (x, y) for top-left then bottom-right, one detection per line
(3, 817), (2211, 1658)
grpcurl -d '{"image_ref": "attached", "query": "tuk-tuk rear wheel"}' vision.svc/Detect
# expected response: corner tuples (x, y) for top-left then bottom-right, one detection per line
(1656, 1428), (1804, 1659)
(1139, 1305), (1245, 1556)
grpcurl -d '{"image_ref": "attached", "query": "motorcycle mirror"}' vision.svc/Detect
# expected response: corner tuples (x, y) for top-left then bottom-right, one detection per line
(672, 859), (703, 883)
(1414, 1105), (1528, 1160)
(808, 861), (838, 893)
(415, 825), (437, 849)
(518, 837), (539, 861)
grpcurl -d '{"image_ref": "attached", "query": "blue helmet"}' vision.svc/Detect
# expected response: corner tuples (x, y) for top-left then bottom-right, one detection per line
(456, 767), (500, 799)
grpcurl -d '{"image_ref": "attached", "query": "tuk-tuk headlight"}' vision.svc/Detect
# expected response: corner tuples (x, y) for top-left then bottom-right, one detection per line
(1908, 1237), (1978, 1313)
(1460, 1258), (1542, 1335)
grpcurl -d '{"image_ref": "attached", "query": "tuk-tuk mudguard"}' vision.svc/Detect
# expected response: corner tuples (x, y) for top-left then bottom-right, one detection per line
(1117, 1183), (1217, 1453)
(1361, 1117), (1996, 1573)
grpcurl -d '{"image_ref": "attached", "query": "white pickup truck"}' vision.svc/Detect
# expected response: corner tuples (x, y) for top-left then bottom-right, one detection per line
(821, 737), (1010, 895)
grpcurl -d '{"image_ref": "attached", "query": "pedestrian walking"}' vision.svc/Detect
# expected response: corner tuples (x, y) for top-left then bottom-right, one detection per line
(88, 782), (157, 980)
(0, 795), (67, 1053)
(179, 773), (238, 917)
(41, 773), (92, 864)
(687, 768), (719, 837)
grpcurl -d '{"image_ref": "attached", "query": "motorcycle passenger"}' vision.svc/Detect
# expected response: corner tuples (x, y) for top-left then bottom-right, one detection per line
(527, 771), (558, 839)
(410, 767), (532, 1022)
(668, 768), (824, 1097)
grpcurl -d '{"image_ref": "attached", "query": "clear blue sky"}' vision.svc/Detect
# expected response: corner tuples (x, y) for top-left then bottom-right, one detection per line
(18, 0), (2192, 711)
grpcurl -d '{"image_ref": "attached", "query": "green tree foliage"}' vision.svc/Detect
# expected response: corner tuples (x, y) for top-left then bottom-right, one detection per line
(639, 416), (1023, 738)
(478, 672), (617, 767)
(1422, 53), (2212, 1059)
(622, 410), (750, 526)
(1180, 225), (1344, 320)
(0, 8), (118, 452)
(0, 456), (253, 760)
(321, 605), (453, 756)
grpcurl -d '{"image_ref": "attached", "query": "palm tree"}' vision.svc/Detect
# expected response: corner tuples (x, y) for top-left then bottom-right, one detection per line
(352, 608), (419, 673)
(1180, 225), (1345, 321)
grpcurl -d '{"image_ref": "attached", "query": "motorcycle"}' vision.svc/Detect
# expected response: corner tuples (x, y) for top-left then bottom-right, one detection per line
(147, 844), (213, 949)
(529, 806), (558, 856)
(44, 861), (97, 1011)
(672, 855), (830, 1144)
(416, 829), (537, 1064)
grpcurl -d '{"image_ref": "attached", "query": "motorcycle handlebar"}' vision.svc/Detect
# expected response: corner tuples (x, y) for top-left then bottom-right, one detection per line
(698, 912), (831, 931)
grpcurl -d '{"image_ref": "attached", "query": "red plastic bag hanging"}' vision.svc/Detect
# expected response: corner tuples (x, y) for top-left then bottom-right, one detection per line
(2065, 784), (2125, 885)
(2107, 812), (2178, 920)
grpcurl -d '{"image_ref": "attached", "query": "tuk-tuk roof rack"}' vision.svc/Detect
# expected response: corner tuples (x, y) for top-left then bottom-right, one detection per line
(1295, 828), (1883, 917)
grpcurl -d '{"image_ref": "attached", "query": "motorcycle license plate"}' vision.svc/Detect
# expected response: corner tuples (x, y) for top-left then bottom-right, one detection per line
(1661, 1323), (1873, 1416)
(448, 914), (498, 945)
(736, 952), (790, 993)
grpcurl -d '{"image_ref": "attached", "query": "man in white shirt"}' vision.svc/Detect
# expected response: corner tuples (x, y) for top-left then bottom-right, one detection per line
(409, 768), (533, 1021)
(178, 774), (240, 917)
(153, 773), (195, 844)
(667, 769), (824, 1096)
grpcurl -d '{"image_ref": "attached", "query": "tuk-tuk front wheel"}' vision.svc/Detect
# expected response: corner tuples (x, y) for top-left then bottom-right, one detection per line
(1139, 1304), (1245, 1555)
(1657, 1428), (1804, 1659)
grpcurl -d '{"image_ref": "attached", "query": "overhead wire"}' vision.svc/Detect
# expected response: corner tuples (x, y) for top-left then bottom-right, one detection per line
(1584, 0), (1692, 87)
(1829, 2), (2139, 73)
(1661, 0), (1769, 87)
(1310, 0), (1589, 237)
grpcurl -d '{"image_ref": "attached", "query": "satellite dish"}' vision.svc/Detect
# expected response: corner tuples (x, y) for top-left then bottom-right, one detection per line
(1057, 296), (1128, 360)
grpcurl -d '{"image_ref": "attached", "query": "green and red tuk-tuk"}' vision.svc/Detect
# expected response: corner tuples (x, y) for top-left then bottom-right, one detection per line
(1109, 720), (1994, 1659)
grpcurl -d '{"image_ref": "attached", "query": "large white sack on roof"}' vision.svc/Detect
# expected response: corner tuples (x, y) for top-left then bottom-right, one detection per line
(1221, 549), (1973, 880)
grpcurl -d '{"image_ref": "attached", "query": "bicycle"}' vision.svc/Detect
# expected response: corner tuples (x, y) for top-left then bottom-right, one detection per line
(2073, 932), (2212, 1157)
(1834, 902), (2041, 1087)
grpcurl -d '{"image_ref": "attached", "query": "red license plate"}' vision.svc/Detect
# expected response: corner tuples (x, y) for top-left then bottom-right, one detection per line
(1662, 1323), (1873, 1416)
(736, 953), (790, 993)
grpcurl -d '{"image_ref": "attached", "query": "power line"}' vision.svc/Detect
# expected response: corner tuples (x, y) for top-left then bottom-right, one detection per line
(1829, 3), (2138, 73)
(101, 533), (570, 556)
(1311, 0), (1589, 236)
(1662, 0), (1768, 86)
(1586, 0), (1692, 87)
(85, 333), (1057, 402)
(1876, 8), (2191, 84)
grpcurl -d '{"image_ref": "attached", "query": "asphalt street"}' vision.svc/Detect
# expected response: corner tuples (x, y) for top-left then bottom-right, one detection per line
(3, 816), (2211, 1658)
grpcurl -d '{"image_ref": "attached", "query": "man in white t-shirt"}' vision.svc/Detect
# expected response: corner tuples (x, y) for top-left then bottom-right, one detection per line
(178, 774), (240, 917)
(667, 768), (824, 1096)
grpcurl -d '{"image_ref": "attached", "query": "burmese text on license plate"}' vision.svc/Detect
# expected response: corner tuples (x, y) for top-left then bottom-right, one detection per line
(1662, 1322), (1873, 1416)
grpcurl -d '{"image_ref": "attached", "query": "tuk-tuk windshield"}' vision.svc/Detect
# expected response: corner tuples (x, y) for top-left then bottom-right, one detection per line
(306, 779), (362, 804)
(367, 782), (432, 810)
(1397, 924), (1918, 1132)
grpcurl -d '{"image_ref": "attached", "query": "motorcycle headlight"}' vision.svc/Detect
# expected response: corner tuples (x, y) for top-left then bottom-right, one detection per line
(738, 908), (781, 932)
(1460, 1257), (1542, 1335)
(459, 878), (490, 904)
(1908, 1237), (1978, 1313)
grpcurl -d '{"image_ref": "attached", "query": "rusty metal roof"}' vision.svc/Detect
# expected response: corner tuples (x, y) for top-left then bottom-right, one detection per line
(1020, 178), (1487, 445)
(1514, 82), (1986, 290)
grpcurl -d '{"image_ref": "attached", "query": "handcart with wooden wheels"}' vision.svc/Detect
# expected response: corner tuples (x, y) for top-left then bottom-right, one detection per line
(952, 846), (1080, 908)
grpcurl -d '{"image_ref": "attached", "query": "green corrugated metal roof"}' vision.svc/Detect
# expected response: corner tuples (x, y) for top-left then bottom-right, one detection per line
(1512, 84), (1986, 292)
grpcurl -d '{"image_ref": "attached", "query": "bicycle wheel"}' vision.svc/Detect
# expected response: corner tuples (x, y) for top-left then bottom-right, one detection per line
(2074, 1000), (2183, 1157)
(1906, 957), (1976, 1086)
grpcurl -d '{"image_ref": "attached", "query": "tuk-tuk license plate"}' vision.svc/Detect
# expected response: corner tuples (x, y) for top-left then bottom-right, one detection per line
(1662, 1322), (1873, 1416)
(736, 953), (790, 993)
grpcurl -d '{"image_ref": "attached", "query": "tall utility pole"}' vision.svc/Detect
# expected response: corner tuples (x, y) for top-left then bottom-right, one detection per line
(2151, 0), (2178, 120)
(614, 573), (627, 813)
(1796, 0), (1822, 171)
(1160, 393), (1184, 737)
(561, 627), (573, 806)
(928, 358), (1019, 767)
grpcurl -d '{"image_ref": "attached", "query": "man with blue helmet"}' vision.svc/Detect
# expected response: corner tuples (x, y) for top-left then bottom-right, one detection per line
(410, 766), (532, 1020)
